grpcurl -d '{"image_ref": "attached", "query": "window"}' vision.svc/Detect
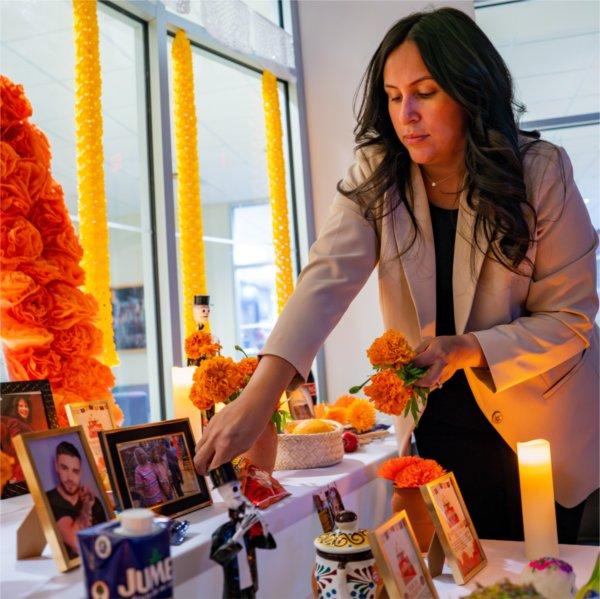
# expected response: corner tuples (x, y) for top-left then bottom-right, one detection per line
(0, 1), (161, 424)
(167, 40), (297, 358)
(476, 0), (599, 308)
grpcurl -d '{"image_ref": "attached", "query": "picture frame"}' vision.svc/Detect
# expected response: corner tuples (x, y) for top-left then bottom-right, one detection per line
(65, 400), (116, 473)
(111, 285), (146, 351)
(1, 380), (58, 499)
(420, 472), (487, 584)
(368, 510), (439, 599)
(13, 426), (114, 572)
(99, 418), (212, 518)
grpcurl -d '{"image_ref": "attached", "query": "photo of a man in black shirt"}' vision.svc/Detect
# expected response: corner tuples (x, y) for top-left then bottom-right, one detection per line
(46, 441), (107, 559)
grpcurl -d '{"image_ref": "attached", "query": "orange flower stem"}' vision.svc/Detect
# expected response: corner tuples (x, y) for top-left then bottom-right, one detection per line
(349, 377), (371, 395)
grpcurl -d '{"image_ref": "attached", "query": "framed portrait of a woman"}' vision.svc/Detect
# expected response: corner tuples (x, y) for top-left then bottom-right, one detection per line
(1, 380), (58, 498)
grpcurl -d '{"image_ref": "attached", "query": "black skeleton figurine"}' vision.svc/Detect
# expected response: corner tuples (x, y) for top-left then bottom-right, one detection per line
(209, 463), (276, 598)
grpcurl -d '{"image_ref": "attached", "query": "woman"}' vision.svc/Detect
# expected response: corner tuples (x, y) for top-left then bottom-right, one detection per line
(0, 396), (34, 483)
(194, 8), (598, 542)
(151, 445), (173, 501)
(133, 447), (166, 507)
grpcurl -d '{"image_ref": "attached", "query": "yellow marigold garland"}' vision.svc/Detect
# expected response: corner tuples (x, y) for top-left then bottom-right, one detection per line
(172, 30), (208, 338)
(262, 70), (294, 314)
(72, 0), (118, 366)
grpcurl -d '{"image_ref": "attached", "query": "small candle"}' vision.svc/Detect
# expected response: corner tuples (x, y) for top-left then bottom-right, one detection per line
(172, 366), (202, 442)
(517, 439), (559, 559)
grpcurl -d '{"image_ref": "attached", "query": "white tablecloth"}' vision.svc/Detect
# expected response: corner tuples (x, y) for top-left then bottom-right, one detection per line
(1, 432), (597, 598)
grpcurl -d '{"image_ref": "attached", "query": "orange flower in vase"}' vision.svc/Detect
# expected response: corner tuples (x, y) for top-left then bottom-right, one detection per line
(378, 456), (445, 552)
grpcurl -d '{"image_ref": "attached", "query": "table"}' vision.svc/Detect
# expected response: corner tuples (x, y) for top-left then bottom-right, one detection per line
(1, 433), (597, 598)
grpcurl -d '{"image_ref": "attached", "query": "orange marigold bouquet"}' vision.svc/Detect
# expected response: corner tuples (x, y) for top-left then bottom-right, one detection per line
(377, 456), (445, 488)
(188, 345), (288, 431)
(350, 329), (428, 422)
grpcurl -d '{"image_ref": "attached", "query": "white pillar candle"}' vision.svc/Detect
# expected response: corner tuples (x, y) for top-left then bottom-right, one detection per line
(172, 366), (202, 442)
(517, 439), (559, 559)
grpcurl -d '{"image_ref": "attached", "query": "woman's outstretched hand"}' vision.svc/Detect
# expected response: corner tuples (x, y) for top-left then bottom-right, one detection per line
(193, 354), (297, 475)
(412, 333), (486, 389)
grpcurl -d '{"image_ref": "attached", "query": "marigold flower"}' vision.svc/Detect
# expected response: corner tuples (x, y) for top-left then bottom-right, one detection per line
(366, 329), (416, 368)
(238, 357), (258, 380)
(333, 395), (355, 409)
(184, 330), (221, 360)
(364, 370), (412, 415)
(325, 406), (348, 425)
(189, 381), (215, 411)
(191, 356), (244, 407)
(377, 456), (445, 488)
(346, 398), (376, 433)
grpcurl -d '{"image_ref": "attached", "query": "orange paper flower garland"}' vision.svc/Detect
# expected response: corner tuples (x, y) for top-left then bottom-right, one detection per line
(0, 76), (123, 428)
(72, 0), (118, 366)
(377, 456), (445, 489)
(350, 329), (429, 422)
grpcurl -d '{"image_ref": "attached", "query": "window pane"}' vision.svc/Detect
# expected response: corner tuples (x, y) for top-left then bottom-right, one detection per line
(168, 41), (297, 357)
(476, 0), (599, 122)
(244, 0), (280, 26)
(0, 1), (160, 424)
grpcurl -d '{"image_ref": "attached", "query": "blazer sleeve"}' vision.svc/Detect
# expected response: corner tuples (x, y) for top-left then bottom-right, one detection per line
(472, 146), (599, 394)
(259, 149), (380, 387)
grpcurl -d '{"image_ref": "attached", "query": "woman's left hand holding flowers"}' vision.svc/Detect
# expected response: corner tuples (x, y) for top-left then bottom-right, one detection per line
(413, 334), (487, 389)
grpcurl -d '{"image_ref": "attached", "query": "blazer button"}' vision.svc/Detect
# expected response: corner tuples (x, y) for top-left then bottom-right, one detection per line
(492, 410), (503, 424)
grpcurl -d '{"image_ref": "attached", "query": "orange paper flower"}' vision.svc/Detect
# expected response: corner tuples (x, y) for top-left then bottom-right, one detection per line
(367, 329), (416, 368)
(184, 330), (221, 360)
(347, 398), (376, 433)
(334, 395), (356, 409)
(0, 451), (15, 492)
(314, 404), (328, 419)
(325, 406), (348, 425)
(377, 456), (445, 488)
(364, 370), (412, 415)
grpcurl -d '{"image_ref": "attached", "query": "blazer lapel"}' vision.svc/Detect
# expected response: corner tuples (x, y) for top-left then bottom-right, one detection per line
(453, 189), (489, 335)
(394, 163), (437, 339)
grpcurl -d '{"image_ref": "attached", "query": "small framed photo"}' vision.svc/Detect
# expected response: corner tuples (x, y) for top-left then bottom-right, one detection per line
(420, 472), (487, 584)
(99, 418), (212, 518)
(288, 386), (314, 420)
(0, 380), (58, 498)
(13, 426), (114, 572)
(65, 400), (115, 472)
(369, 510), (439, 599)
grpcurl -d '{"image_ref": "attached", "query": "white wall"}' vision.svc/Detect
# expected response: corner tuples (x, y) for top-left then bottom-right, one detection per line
(296, 1), (475, 402)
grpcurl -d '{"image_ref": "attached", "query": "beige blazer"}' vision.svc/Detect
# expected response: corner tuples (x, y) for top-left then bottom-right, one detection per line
(262, 141), (599, 507)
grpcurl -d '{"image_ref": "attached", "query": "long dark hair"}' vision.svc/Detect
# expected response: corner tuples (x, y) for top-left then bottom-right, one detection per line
(338, 7), (553, 273)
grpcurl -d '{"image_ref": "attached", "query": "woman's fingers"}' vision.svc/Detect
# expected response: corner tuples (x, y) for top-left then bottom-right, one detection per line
(416, 360), (444, 388)
(193, 432), (216, 475)
(414, 336), (433, 354)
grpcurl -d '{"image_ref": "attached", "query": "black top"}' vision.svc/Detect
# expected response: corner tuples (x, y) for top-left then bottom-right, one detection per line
(416, 203), (492, 434)
(46, 487), (107, 559)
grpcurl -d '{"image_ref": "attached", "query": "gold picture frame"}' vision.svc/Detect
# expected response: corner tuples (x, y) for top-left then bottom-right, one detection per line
(13, 426), (115, 572)
(65, 400), (116, 473)
(420, 472), (487, 584)
(99, 418), (212, 518)
(368, 510), (439, 598)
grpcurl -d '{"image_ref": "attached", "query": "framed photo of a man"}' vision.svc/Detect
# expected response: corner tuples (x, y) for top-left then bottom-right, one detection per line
(13, 427), (113, 571)
(0, 380), (58, 499)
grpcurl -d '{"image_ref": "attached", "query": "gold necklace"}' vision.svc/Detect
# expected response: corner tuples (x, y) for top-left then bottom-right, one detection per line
(422, 170), (456, 188)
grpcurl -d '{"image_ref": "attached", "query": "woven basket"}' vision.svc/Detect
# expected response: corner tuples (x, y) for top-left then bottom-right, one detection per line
(274, 420), (345, 471)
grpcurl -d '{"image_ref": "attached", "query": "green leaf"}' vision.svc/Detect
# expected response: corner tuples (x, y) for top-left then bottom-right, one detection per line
(410, 398), (418, 423)
(403, 400), (411, 417)
(349, 377), (370, 394)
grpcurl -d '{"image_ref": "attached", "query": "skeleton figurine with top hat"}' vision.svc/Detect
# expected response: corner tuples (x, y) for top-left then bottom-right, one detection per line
(209, 462), (276, 598)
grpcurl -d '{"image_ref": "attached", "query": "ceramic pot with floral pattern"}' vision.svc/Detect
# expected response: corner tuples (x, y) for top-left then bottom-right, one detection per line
(312, 511), (384, 599)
